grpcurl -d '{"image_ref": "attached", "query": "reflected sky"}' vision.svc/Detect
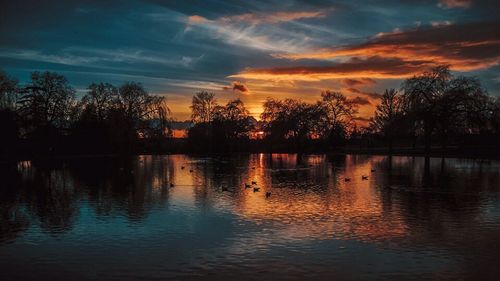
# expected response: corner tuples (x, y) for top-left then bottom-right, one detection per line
(1, 154), (500, 280)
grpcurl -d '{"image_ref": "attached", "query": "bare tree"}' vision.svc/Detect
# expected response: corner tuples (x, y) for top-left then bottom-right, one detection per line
(212, 98), (252, 139)
(402, 65), (489, 151)
(318, 91), (358, 139)
(118, 82), (151, 122)
(17, 71), (76, 136)
(190, 91), (217, 123)
(490, 97), (500, 135)
(0, 70), (18, 110)
(0, 70), (19, 155)
(370, 89), (404, 150)
(80, 82), (119, 121)
(141, 95), (172, 138)
(261, 98), (322, 143)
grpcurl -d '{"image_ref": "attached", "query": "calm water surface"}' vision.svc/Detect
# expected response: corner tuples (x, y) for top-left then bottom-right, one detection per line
(1, 154), (500, 280)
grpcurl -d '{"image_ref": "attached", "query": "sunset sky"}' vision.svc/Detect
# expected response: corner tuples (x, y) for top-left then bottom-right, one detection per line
(1, 0), (499, 120)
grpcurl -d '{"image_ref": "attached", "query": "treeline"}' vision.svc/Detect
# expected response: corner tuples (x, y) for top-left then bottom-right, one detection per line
(187, 91), (255, 151)
(369, 66), (500, 153)
(185, 89), (359, 151)
(1, 66), (499, 158)
(0, 71), (171, 158)
(186, 66), (500, 153)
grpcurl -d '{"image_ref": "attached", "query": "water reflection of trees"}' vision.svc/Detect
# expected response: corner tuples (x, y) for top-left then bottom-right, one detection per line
(376, 156), (500, 277)
(66, 156), (172, 221)
(0, 156), (176, 238)
(2, 153), (500, 277)
(0, 161), (79, 237)
(0, 164), (28, 243)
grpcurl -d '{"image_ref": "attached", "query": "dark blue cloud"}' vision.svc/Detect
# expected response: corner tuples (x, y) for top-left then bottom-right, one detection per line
(0, 0), (499, 119)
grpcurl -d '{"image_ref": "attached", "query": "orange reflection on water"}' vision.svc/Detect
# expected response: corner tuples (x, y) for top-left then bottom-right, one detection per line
(176, 154), (408, 243)
(117, 154), (409, 244)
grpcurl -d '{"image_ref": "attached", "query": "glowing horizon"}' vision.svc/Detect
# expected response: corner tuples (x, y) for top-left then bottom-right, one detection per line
(1, 0), (499, 122)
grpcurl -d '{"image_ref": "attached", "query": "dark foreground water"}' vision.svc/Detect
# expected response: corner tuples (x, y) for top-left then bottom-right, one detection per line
(1, 154), (500, 281)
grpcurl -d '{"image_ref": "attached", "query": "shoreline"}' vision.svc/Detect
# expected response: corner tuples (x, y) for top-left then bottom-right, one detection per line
(2, 146), (500, 164)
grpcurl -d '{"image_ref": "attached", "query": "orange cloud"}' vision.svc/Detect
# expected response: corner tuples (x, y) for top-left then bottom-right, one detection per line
(230, 56), (437, 81)
(272, 21), (500, 72)
(341, 78), (377, 87)
(438, 0), (472, 8)
(187, 15), (208, 24)
(345, 87), (381, 99)
(223, 81), (250, 93)
(219, 11), (328, 25)
(232, 21), (500, 83)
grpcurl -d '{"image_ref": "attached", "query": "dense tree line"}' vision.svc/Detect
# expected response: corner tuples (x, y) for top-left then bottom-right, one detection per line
(1, 66), (499, 157)
(0, 70), (171, 157)
(186, 89), (359, 151)
(187, 66), (499, 153)
(187, 91), (254, 151)
(369, 66), (499, 152)
(259, 91), (357, 151)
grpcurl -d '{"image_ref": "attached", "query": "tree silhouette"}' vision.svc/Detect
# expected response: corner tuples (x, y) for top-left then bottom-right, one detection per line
(80, 82), (119, 122)
(72, 81), (172, 153)
(370, 89), (406, 151)
(13, 71), (76, 155)
(318, 91), (358, 144)
(0, 71), (19, 158)
(188, 95), (252, 151)
(190, 91), (217, 123)
(0, 71), (18, 110)
(261, 98), (323, 150)
(402, 66), (489, 151)
(213, 98), (252, 140)
(0, 67), (498, 157)
(17, 71), (76, 137)
(491, 97), (500, 135)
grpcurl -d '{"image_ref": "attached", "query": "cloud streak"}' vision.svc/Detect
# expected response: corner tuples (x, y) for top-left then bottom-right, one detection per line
(0, 47), (202, 68)
(342, 78), (377, 87)
(232, 21), (500, 82)
(438, 0), (472, 9)
(219, 11), (328, 25)
(274, 21), (500, 71)
(345, 87), (382, 99)
(230, 56), (438, 81)
(184, 10), (329, 53)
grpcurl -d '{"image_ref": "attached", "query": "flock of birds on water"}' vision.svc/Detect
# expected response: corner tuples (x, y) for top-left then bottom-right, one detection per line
(165, 164), (377, 199)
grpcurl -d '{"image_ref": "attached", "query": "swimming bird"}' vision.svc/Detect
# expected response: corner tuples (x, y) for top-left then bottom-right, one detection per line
(251, 167), (256, 170)
(245, 183), (251, 188)
(362, 175), (369, 180)
(251, 181), (257, 185)
(189, 169), (193, 173)
(181, 166), (185, 169)
(221, 186), (228, 192)
(371, 169), (375, 172)
(344, 178), (351, 182)
(170, 183), (174, 187)
(266, 192), (271, 198)
(253, 187), (260, 192)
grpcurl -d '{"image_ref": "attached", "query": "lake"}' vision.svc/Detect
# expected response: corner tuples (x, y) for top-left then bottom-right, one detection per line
(1, 154), (500, 280)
